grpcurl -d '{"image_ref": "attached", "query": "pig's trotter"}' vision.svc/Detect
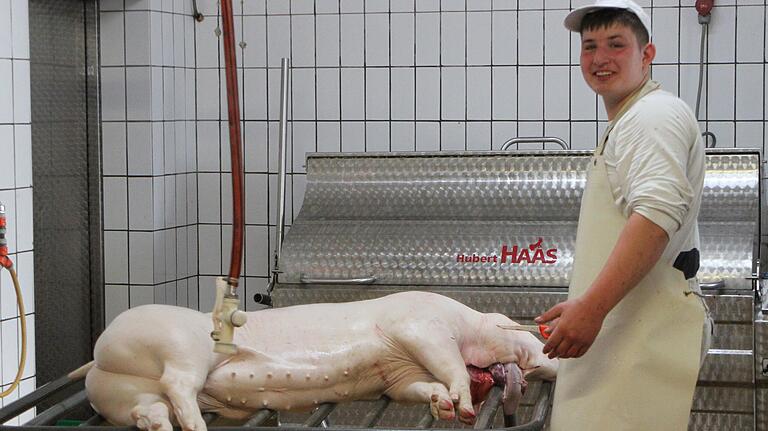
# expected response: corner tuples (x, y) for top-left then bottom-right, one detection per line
(395, 381), (455, 421)
(131, 401), (172, 431)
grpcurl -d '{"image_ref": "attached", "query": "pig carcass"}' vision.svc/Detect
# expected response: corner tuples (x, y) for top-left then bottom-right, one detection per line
(76, 291), (557, 431)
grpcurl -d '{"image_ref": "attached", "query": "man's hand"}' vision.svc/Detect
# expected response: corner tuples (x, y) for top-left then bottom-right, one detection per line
(536, 297), (607, 359)
(534, 213), (669, 360)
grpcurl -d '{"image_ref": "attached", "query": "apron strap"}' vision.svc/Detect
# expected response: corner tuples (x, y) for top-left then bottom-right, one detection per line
(597, 79), (661, 156)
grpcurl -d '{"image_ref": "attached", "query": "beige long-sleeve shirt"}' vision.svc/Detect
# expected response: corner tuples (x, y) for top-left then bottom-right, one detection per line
(603, 89), (705, 265)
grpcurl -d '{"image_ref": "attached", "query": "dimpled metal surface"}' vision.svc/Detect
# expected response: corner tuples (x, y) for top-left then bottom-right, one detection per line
(688, 412), (754, 431)
(300, 154), (588, 221)
(692, 387), (753, 412)
(756, 319), (768, 382)
(280, 150), (759, 288)
(758, 388), (768, 431)
(698, 350), (754, 384)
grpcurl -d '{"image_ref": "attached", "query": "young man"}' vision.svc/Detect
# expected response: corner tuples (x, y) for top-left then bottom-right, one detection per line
(534, 1), (712, 429)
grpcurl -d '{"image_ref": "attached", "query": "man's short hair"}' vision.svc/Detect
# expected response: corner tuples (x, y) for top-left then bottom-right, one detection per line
(580, 8), (650, 46)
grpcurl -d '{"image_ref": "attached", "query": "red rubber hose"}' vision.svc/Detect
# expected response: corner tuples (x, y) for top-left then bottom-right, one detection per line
(220, 0), (244, 286)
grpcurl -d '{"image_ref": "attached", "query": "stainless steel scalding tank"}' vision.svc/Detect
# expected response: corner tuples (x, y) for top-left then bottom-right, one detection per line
(274, 148), (768, 430)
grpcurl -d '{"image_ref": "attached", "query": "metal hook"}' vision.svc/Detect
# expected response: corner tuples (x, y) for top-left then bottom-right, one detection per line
(702, 131), (717, 148)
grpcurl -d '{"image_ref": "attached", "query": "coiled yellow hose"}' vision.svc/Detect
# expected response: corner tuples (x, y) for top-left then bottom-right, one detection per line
(0, 265), (27, 397)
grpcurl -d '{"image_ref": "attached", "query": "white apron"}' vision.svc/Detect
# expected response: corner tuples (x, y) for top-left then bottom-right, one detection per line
(549, 80), (705, 431)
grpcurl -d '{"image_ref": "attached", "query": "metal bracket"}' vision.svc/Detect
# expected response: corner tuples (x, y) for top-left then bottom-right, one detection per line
(300, 275), (377, 285)
(700, 279), (726, 289)
(192, 0), (204, 21)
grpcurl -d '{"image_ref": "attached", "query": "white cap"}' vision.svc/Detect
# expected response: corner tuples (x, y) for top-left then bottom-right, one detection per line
(563, 0), (651, 38)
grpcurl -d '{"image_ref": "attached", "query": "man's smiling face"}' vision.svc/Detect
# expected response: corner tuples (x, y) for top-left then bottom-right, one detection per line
(580, 22), (655, 115)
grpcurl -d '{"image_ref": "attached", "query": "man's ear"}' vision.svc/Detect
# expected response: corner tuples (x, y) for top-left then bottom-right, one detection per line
(642, 42), (656, 68)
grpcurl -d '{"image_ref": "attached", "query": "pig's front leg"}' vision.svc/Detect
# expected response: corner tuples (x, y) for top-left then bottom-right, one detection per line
(394, 323), (475, 424)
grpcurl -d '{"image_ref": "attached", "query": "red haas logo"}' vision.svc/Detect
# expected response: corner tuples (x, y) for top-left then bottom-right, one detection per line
(455, 238), (558, 265)
(500, 238), (557, 264)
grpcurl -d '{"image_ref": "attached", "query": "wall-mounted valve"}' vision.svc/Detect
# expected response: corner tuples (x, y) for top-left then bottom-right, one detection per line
(0, 202), (27, 397)
(211, 277), (247, 355)
(0, 203), (10, 269)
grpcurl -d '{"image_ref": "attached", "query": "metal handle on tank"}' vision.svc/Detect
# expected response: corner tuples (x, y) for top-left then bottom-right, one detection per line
(702, 131), (717, 148)
(501, 137), (569, 150)
(700, 279), (725, 289)
(300, 275), (377, 285)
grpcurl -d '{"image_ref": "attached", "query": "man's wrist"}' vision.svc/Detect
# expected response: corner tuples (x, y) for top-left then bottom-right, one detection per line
(580, 289), (613, 321)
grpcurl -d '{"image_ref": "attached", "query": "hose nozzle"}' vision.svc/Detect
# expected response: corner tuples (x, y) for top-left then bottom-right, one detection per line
(211, 277), (247, 354)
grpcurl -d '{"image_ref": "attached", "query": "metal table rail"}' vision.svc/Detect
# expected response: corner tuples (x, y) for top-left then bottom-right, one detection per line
(0, 373), (553, 431)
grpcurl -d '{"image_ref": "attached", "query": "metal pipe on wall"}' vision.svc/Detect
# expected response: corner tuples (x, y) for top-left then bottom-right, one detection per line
(270, 58), (290, 294)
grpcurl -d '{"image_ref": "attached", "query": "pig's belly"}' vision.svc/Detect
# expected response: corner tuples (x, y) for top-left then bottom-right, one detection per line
(201, 333), (400, 413)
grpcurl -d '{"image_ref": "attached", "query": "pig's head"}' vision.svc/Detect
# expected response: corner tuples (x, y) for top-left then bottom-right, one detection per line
(481, 313), (559, 381)
(521, 355), (558, 381)
(507, 331), (559, 381)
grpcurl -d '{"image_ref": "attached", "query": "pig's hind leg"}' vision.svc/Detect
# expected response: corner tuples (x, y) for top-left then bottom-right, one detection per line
(159, 365), (209, 431)
(390, 380), (456, 421)
(86, 367), (175, 431)
(395, 325), (475, 424)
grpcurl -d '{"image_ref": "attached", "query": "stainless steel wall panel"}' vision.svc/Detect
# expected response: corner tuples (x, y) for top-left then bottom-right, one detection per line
(442, 291), (567, 319)
(30, 0), (100, 388)
(692, 386), (754, 413)
(709, 323), (754, 350)
(704, 295), (755, 323)
(756, 319), (768, 382)
(308, 399), (539, 429)
(272, 287), (567, 318)
(688, 413), (754, 431)
(699, 153), (760, 223)
(757, 388), (767, 431)
(699, 222), (758, 289)
(698, 350), (755, 384)
(272, 286), (399, 308)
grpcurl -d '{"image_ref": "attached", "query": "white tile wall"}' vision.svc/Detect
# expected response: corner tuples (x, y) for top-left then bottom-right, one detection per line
(100, 0), (200, 320)
(98, 2), (768, 324)
(0, 0), (35, 411)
